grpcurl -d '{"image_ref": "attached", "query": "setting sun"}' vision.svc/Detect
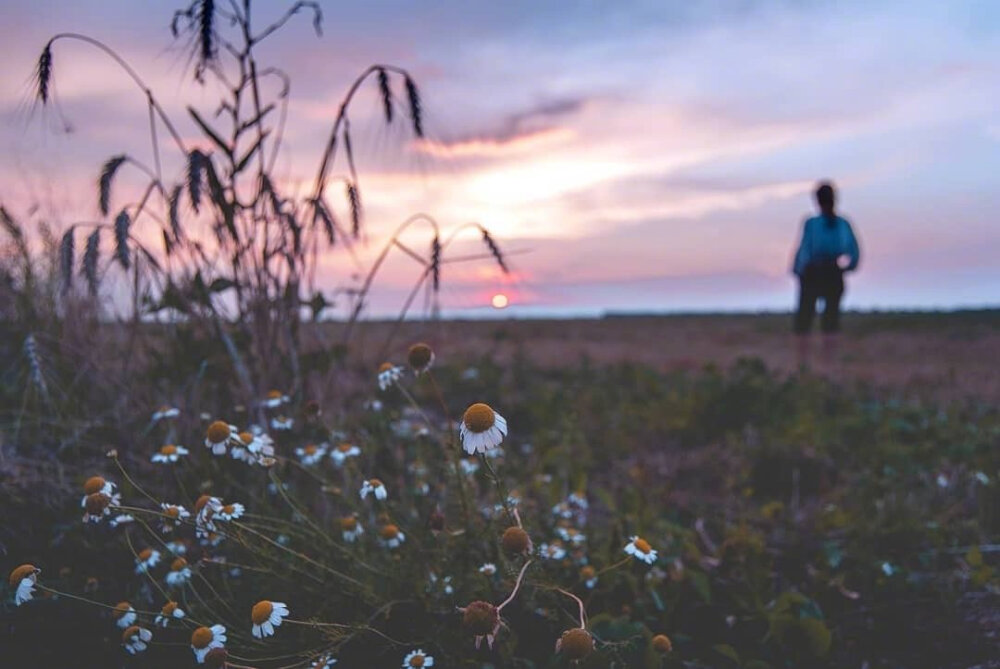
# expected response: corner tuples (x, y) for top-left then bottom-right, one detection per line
(491, 293), (509, 309)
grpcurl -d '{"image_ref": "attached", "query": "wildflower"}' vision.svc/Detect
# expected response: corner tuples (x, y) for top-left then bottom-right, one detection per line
(237, 429), (275, 463)
(501, 526), (532, 555)
(213, 502), (244, 522)
(402, 649), (434, 667)
(251, 600), (290, 638)
(652, 633), (673, 652)
(159, 503), (190, 532)
(309, 655), (337, 668)
(360, 478), (388, 501)
(378, 362), (403, 391)
(81, 476), (120, 508)
(295, 443), (327, 466)
(262, 390), (289, 408)
(428, 573), (453, 595)
(135, 547), (162, 574)
(556, 628), (594, 660)
(380, 524), (406, 549)
(122, 625), (153, 654)
(271, 415), (294, 431)
(191, 625), (227, 663)
(195, 494), (223, 537)
(460, 403), (508, 455)
(580, 565), (598, 588)
(331, 442), (361, 466)
(205, 421), (238, 455)
(152, 444), (189, 463)
(82, 492), (114, 523)
(152, 405), (180, 421)
(166, 557), (192, 586)
(109, 514), (135, 527)
(366, 398), (383, 411)
(340, 516), (364, 542)
(407, 342), (435, 374)
(155, 601), (186, 626)
(479, 562), (497, 576)
(165, 540), (188, 556)
(540, 541), (567, 560)
(460, 458), (480, 475)
(9, 564), (39, 606)
(556, 527), (586, 545)
(113, 601), (137, 628)
(624, 536), (658, 565)
(461, 600), (501, 649)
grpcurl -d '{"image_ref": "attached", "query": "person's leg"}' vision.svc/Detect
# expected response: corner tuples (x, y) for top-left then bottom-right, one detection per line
(820, 268), (845, 364)
(793, 272), (817, 367)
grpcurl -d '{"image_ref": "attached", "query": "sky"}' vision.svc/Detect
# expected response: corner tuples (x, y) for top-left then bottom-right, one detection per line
(1, 0), (999, 318)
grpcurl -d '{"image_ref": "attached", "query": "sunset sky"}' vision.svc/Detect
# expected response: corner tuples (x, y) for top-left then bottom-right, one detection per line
(1, 0), (998, 317)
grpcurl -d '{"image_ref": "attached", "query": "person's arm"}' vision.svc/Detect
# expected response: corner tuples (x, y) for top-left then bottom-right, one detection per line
(792, 218), (812, 276)
(843, 219), (860, 271)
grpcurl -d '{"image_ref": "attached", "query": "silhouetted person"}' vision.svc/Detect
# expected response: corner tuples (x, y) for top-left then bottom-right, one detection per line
(791, 182), (860, 365)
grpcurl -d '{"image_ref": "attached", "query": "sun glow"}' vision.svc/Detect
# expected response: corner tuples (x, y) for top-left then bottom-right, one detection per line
(491, 293), (509, 309)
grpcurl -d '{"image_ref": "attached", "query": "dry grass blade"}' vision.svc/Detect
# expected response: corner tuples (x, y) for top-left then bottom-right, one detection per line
(187, 149), (205, 214)
(98, 154), (128, 217)
(347, 182), (361, 238)
(404, 74), (423, 138)
(204, 159), (236, 243)
(197, 0), (216, 80)
(114, 210), (131, 270)
(35, 43), (52, 104)
(161, 228), (173, 257)
(168, 183), (183, 240)
(482, 228), (509, 274)
(1, 205), (27, 250)
(59, 227), (74, 293)
(82, 228), (100, 295)
(431, 234), (441, 291)
(377, 67), (392, 124)
(312, 197), (336, 246)
(188, 106), (232, 158)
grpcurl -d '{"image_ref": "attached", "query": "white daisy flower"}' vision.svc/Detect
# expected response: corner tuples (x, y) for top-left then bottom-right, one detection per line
(152, 405), (180, 421)
(624, 536), (658, 565)
(80, 476), (121, 509)
(155, 601), (186, 627)
(82, 492), (115, 523)
(366, 398), (384, 411)
(295, 443), (327, 466)
(205, 421), (239, 456)
(402, 649), (434, 668)
(194, 495), (223, 537)
(479, 562), (497, 576)
(166, 557), (192, 586)
(122, 625), (153, 654)
(568, 491), (589, 510)
(151, 444), (189, 463)
(459, 403), (508, 455)
(360, 478), (388, 500)
(309, 655), (338, 668)
(271, 415), (294, 431)
(407, 343), (435, 375)
(377, 362), (404, 391)
(135, 548), (161, 574)
(262, 390), (290, 408)
(160, 503), (191, 532)
(556, 527), (586, 545)
(109, 514), (135, 528)
(340, 516), (364, 542)
(214, 502), (245, 522)
(251, 600), (290, 638)
(330, 442), (361, 466)
(427, 572), (453, 595)
(540, 541), (567, 560)
(460, 458), (480, 475)
(165, 540), (187, 556)
(113, 601), (137, 628)
(580, 566), (598, 589)
(9, 564), (40, 606)
(190, 624), (227, 663)
(380, 524), (406, 549)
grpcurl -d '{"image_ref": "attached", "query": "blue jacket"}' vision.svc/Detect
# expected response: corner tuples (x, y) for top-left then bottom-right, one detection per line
(792, 215), (860, 276)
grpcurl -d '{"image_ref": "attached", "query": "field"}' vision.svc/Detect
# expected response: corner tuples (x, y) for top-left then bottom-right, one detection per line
(3, 311), (999, 668)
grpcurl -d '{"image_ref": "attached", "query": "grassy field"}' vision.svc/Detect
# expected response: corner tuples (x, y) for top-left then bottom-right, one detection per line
(3, 310), (999, 668)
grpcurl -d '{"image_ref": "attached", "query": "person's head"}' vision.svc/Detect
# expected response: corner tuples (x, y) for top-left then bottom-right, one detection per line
(815, 181), (836, 216)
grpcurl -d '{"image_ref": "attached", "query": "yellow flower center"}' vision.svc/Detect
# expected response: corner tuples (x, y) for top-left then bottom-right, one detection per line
(122, 625), (140, 642)
(222, 504), (236, 515)
(206, 421), (231, 443)
(380, 524), (399, 539)
(378, 362), (394, 373)
(171, 558), (187, 571)
(138, 548), (153, 561)
(8, 564), (36, 586)
(83, 476), (106, 495)
(164, 506), (180, 518)
(559, 628), (595, 660)
(162, 601), (178, 615)
(161, 444), (177, 455)
(194, 495), (213, 513)
(407, 343), (433, 370)
(652, 634), (673, 653)
(633, 538), (652, 554)
(267, 390), (282, 399)
(340, 517), (357, 530)
(239, 431), (254, 445)
(304, 444), (318, 455)
(191, 626), (213, 648)
(369, 478), (383, 488)
(408, 655), (425, 667)
(113, 601), (131, 619)
(251, 600), (273, 624)
(463, 403), (495, 433)
(581, 566), (596, 579)
(338, 443), (354, 452)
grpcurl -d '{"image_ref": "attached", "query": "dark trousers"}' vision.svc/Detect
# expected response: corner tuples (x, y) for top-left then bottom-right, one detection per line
(794, 262), (844, 334)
